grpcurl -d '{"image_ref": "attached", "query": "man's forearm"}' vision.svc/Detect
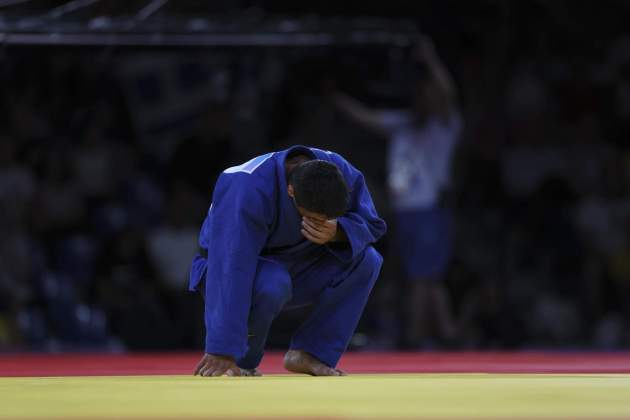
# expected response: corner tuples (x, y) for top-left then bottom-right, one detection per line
(332, 93), (387, 138)
(414, 36), (457, 99)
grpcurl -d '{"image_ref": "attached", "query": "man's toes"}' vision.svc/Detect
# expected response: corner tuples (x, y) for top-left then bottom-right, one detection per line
(327, 367), (342, 376)
(226, 368), (241, 377)
(283, 350), (343, 376)
(313, 364), (339, 376)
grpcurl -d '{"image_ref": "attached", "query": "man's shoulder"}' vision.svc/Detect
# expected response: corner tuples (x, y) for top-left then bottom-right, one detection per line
(216, 152), (278, 194)
(223, 152), (276, 176)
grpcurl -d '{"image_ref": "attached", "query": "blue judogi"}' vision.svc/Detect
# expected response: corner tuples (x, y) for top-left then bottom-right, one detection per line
(189, 145), (386, 368)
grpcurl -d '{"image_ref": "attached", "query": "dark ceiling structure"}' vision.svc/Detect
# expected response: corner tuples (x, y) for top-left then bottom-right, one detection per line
(0, 0), (421, 47)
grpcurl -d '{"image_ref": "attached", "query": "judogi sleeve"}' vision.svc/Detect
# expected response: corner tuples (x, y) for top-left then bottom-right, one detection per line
(327, 153), (387, 262)
(203, 173), (270, 359)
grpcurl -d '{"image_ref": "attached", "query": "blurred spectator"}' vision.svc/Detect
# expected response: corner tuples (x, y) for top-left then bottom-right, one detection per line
(332, 36), (460, 348)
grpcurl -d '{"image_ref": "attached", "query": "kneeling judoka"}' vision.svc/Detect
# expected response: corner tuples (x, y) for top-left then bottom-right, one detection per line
(189, 145), (386, 376)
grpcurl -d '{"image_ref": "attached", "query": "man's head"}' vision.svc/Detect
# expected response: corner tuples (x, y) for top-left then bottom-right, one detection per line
(287, 159), (349, 220)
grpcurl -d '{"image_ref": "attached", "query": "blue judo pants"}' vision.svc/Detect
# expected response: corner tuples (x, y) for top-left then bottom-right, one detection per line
(238, 246), (383, 369)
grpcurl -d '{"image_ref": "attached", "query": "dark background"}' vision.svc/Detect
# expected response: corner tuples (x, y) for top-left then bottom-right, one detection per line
(1, 0), (629, 352)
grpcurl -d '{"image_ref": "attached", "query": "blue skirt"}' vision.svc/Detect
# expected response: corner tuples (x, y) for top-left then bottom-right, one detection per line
(394, 207), (452, 280)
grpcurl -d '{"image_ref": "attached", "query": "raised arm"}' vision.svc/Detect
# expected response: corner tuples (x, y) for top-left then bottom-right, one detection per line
(413, 35), (458, 103)
(331, 92), (390, 139)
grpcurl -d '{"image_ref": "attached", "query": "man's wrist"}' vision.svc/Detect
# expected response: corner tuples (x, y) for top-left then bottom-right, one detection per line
(205, 339), (242, 360)
(331, 223), (347, 242)
(207, 353), (235, 361)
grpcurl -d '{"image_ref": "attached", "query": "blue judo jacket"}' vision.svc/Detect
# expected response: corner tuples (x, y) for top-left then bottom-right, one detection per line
(189, 145), (386, 359)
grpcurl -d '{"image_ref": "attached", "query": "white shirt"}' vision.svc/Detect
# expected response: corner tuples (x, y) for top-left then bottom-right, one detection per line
(379, 110), (462, 210)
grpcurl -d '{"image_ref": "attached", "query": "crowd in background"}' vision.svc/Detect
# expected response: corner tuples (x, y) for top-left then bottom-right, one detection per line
(1, 2), (630, 352)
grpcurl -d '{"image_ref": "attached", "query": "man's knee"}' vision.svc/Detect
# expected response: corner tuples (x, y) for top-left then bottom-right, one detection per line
(362, 246), (383, 271)
(253, 261), (292, 310)
(360, 246), (383, 288)
(344, 246), (383, 289)
(254, 278), (292, 308)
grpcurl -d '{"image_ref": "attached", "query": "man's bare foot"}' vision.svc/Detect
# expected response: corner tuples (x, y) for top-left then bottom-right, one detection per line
(283, 350), (345, 376)
(239, 368), (262, 377)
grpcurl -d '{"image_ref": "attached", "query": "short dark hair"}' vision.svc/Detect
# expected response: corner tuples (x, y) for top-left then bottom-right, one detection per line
(289, 159), (349, 218)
